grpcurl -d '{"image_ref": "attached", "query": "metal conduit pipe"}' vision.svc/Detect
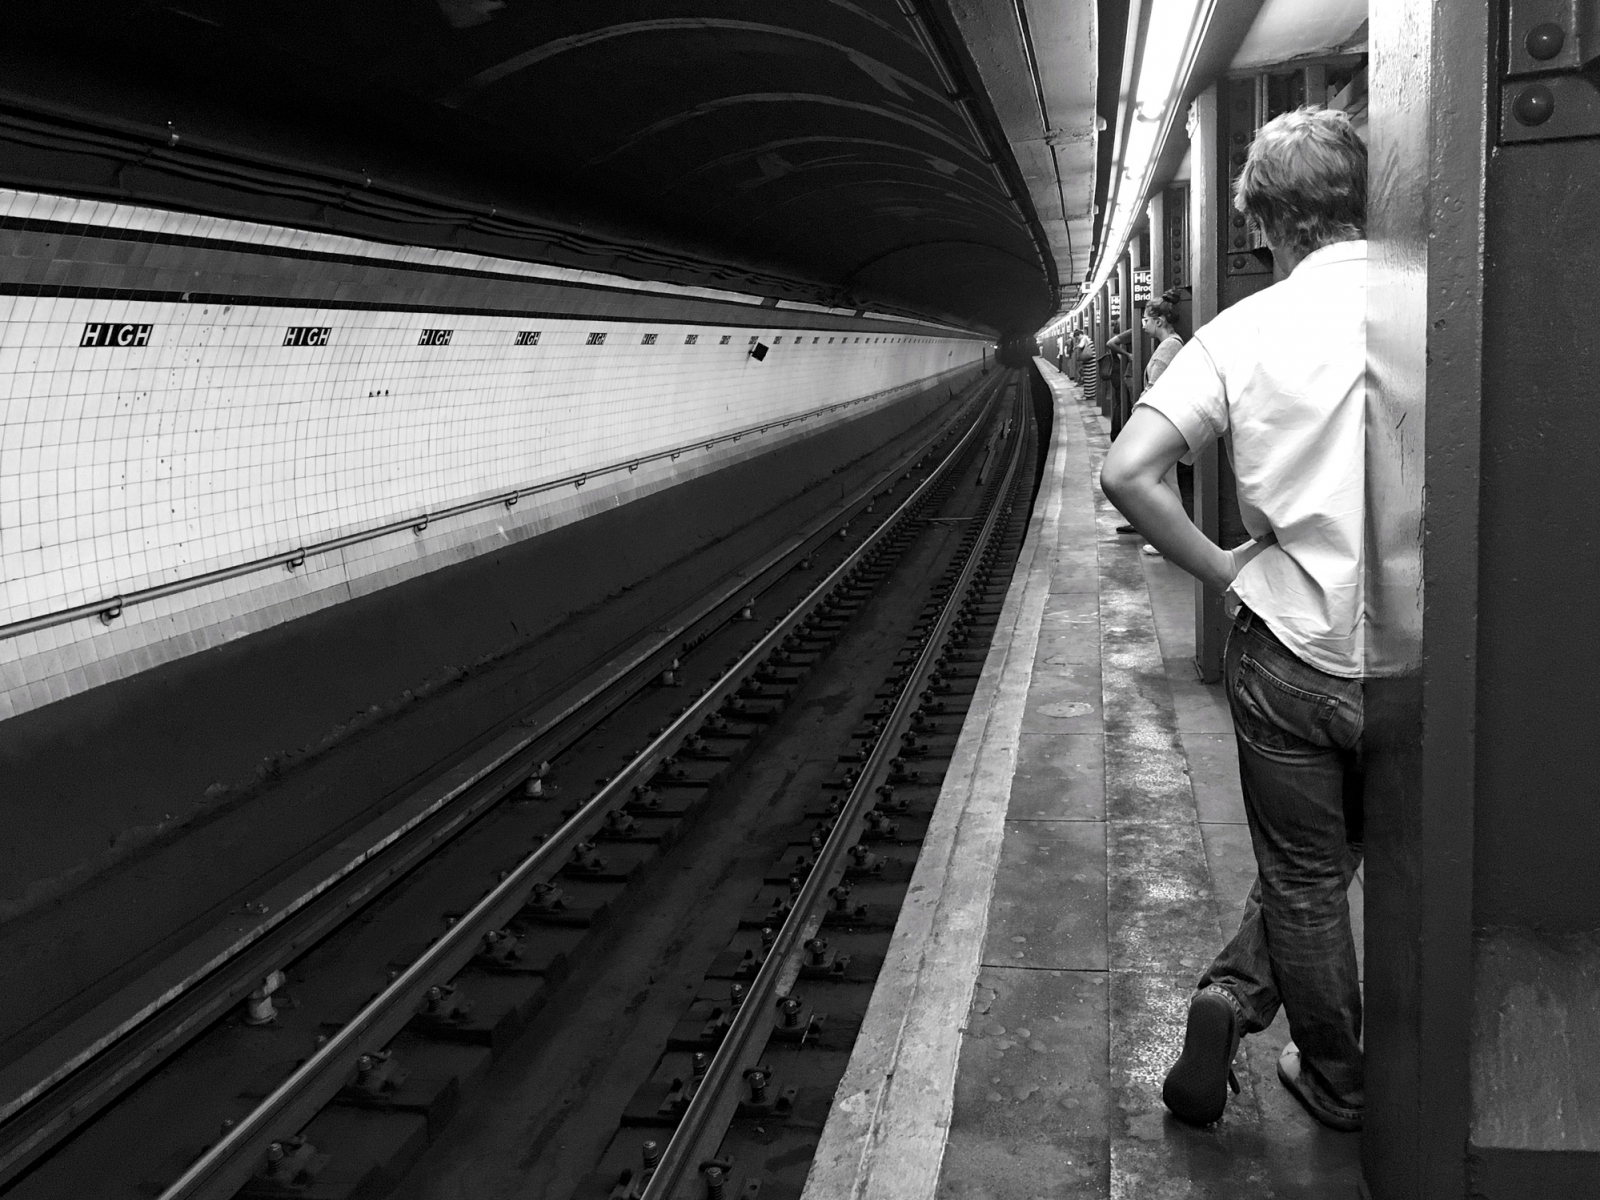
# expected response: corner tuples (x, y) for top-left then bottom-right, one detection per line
(893, 0), (1046, 267)
(894, 0), (963, 96)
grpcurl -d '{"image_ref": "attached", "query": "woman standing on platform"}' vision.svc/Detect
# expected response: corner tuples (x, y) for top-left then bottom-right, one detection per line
(1110, 289), (1186, 553)
(1076, 329), (1098, 407)
(1141, 289), (1185, 386)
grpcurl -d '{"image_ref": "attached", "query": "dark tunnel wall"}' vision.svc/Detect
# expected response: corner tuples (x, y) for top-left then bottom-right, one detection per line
(0, 2), (1056, 336)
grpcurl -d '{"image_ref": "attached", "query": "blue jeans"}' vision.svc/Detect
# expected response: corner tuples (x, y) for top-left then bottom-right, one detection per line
(1197, 606), (1365, 1120)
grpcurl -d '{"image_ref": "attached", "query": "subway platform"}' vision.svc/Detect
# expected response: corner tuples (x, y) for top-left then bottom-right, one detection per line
(803, 361), (1366, 1199)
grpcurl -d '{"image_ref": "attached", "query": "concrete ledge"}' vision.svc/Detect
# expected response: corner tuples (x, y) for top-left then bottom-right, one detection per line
(1471, 927), (1600, 1151)
(1467, 1147), (1600, 1197)
(801, 362), (1089, 1199)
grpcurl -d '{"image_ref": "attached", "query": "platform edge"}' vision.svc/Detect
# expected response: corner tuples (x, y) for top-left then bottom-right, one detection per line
(800, 366), (1087, 1200)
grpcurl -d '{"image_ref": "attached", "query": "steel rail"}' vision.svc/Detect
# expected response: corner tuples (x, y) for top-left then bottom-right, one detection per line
(641, 381), (1028, 1200)
(0, 375), (1001, 1191)
(152, 376), (1012, 1200)
(0, 366), (978, 642)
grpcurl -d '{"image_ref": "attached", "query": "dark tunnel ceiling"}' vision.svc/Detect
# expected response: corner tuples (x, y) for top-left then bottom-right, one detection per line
(0, 2), (1066, 335)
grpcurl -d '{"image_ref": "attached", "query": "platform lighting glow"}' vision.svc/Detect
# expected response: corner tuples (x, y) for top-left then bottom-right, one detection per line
(1038, 0), (1216, 340)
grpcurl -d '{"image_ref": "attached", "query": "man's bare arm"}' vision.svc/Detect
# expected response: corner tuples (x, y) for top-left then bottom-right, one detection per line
(1100, 407), (1273, 592)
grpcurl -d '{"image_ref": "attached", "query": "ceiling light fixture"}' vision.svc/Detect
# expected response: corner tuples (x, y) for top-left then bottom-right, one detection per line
(1037, 0), (1218, 340)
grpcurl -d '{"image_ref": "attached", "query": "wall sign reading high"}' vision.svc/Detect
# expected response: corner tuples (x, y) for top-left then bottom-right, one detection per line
(0, 186), (984, 725)
(80, 323), (153, 347)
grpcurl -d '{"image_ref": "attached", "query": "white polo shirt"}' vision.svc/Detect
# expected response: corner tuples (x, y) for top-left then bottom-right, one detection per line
(1135, 240), (1368, 678)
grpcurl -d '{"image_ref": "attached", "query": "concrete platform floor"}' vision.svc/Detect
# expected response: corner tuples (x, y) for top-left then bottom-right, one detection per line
(802, 361), (1365, 1200)
(940, 371), (1369, 1196)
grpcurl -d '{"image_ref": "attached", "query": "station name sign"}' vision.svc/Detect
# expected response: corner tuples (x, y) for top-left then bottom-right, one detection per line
(1133, 269), (1152, 303)
(283, 326), (332, 347)
(80, 323), (153, 348)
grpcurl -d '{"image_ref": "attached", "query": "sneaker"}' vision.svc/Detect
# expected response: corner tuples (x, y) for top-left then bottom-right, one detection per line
(1162, 990), (1241, 1125)
(1141, 543), (1161, 556)
(1277, 1042), (1362, 1132)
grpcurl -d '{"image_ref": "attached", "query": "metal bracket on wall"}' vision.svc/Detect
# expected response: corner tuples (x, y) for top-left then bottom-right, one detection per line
(1502, 0), (1600, 142)
(1224, 76), (1273, 279)
(1220, 61), (1369, 275)
(1163, 183), (1191, 292)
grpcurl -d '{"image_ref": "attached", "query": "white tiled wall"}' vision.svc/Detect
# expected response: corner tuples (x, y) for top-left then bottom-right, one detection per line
(0, 194), (986, 720)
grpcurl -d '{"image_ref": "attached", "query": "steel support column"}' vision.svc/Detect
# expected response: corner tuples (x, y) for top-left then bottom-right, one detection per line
(1363, 0), (1486, 1191)
(1128, 241), (1146, 415)
(1148, 193), (1167, 298)
(1115, 252), (1135, 435)
(1186, 85), (1226, 682)
(1095, 286), (1109, 418)
(1369, 0), (1600, 1190)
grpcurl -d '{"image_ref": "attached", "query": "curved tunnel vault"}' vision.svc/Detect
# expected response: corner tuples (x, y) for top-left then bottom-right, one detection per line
(0, 0), (1069, 335)
(0, 0), (1091, 996)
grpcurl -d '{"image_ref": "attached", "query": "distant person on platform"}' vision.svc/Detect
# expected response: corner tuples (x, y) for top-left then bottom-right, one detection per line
(1075, 330), (1098, 406)
(1101, 107), (1369, 1134)
(1139, 288), (1186, 383)
(1108, 289), (1186, 553)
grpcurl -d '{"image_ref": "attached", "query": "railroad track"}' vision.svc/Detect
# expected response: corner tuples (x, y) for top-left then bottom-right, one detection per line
(3, 370), (1031, 1200)
(570, 380), (1033, 1200)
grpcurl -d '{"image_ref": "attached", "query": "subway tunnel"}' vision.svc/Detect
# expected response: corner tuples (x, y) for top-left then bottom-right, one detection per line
(0, 1), (1597, 1198)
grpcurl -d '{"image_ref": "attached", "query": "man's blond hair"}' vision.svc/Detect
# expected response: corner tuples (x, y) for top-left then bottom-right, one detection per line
(1233, 108), (1366, 256)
